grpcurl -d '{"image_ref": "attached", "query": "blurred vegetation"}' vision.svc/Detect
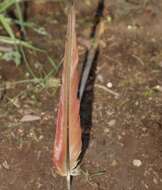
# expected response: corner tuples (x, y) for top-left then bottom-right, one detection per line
(0, 0), (37, 65)
(0, 0), (61, 93)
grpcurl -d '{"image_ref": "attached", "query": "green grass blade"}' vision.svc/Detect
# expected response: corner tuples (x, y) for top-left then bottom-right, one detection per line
(15, 1), (26, 37)
(0, 36), (44, 52)
(0, 0), (20, 13)
(48, 56), (58, 70)
(0, 14), (15, 39)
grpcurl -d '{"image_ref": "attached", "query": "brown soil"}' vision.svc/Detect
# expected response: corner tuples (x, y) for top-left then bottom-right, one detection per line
(0, 0), (162, 190)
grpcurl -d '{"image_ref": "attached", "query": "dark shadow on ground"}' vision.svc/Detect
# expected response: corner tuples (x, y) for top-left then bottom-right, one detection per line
(79, 0), (105, 160)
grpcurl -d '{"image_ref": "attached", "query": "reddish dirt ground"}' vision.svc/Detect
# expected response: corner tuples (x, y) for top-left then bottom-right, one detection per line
(0, 0), (162, 190)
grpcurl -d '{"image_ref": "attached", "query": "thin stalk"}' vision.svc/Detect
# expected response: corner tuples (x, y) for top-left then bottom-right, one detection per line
(15, 0), (27, 38)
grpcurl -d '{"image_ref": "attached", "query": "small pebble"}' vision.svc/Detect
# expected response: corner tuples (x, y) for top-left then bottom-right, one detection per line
(39, 135), (44, 140)
(153, 177), (158, 185)
(2, 161), (10, 170)
(132, 159), (142, 167)
(142, 127), (147, 132)
(97, 74), (104, 83)
(148, 97), (152, 101)
(106, 16), (112, 23)
(104, 128), (110, 133)
(20, 115), (41, 122)
(144, 184), (149, 189)
(128, 25), (133, 30)
(122, 131), (126, 136)
(108, 119), (116, 127)
(128, 25), (137, 30)
(135, 101), (139, 106)
(151, 38), (156, 42)
(111, 160), (117, 167)
(25, 72), (30, 78)
(107, 82), (112, 88)
(154, 85), (162, 92)
(118, 135), (122, 140)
